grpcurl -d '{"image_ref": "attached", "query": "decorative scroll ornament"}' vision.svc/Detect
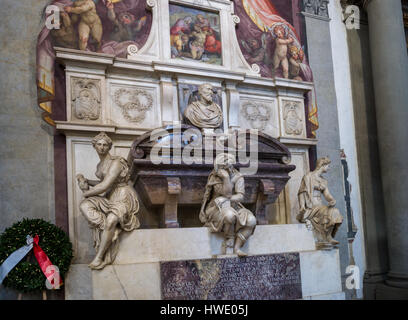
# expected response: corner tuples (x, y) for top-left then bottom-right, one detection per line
(114, 88), (153, 123)
(251, 63), (261, 74)
(146, 0), (156, 8)
(232, 14), (241, 25)
(241, 101), (271, 130)
(71, 78), (101, 121)
(283, 101), (303, 135)
(302, 0), (330, 18)
(127, 44), (139, 56)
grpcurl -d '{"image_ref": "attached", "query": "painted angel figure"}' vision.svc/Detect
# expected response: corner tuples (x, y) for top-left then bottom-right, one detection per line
(106, 0), (147, 42)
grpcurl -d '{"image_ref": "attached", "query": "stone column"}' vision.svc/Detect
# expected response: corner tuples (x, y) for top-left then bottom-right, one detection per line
(344, 10), (389, 299)
(365, 0), (408, 294)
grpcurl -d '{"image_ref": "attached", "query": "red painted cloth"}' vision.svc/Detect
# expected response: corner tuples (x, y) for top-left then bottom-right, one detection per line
(205, 34), (221, 54)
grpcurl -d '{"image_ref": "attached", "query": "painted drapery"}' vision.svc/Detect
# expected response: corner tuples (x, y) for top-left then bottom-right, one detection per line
(36, 0), (152, 124)
(234, 0), (319, 137)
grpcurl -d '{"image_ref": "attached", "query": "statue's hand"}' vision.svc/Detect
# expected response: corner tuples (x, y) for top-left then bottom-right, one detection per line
(230, 194), (242, 203)
(76, 174), (89, 191)
(199, 209), (206, 223)
(217, 168), (229, 179)
(329, 199), (336, 207)
(82, 190), (91, 198)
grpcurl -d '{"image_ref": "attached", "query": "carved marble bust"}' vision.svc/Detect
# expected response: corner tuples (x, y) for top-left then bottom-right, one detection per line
(297, 157), (343, 250)
(184, 83), (223, 129)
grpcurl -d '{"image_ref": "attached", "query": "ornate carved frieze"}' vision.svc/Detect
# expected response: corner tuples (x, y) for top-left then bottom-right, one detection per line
(283, 101), (303, 136)
(71, 78), (101, 121)
(241, 101), (272, 131)
(113, 87), (153, 124)
(302, 0), (330, 18)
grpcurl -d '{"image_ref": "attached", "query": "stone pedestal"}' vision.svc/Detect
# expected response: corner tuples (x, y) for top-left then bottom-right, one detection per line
(65, 224), (344, 300)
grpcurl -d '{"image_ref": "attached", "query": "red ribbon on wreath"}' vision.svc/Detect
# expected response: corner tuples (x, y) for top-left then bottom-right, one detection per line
(33, 235), (62, 289)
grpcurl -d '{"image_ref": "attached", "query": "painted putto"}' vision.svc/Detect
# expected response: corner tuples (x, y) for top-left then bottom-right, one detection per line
(37, 0), (152, 124)
(233, 0), (319, 137)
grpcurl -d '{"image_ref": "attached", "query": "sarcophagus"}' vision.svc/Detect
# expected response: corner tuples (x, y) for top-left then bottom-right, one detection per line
(128, 125), (295, 228)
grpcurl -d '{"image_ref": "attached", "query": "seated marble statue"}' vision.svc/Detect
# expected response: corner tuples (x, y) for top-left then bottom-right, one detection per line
(297, 157), (343, 249)
(184, 83), (223, 129)
(200, 153), (256, 257)
(76, 132), (140, 270)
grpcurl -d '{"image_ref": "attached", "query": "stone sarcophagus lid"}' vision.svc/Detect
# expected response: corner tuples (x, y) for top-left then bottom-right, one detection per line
(128, 125), (295, 228)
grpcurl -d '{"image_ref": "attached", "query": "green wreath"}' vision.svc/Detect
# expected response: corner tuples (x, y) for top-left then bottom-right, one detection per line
(0, 218), (73, 292)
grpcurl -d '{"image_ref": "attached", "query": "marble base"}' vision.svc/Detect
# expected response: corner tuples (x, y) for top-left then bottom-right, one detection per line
(114, 224), (316, 265)
(65, 225), (344, 300)
(303, 292), (345, 300)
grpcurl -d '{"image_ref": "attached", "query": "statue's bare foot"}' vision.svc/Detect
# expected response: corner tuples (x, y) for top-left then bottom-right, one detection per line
(330, 239), (339, 245)
(89, 257), (104, 270)
(225, 238), (234, 248)
(234, 248), (247, 257)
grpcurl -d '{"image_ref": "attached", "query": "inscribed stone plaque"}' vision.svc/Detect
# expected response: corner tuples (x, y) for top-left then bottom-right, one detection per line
(160, 253), (302, 300)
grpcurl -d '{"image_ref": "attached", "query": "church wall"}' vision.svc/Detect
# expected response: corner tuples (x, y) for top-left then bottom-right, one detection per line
(0, 0), (56, 299)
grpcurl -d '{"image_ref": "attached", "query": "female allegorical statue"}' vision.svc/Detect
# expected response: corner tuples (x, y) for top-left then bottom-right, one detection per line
(200, 153), (256, 257)
(76, 132), (140, 269)
(297, 157), (343, 249)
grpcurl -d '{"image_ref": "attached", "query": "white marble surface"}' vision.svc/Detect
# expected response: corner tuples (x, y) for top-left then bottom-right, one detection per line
(300, 249), (343, 298)
(65, 226), (344, 300)
(113, 224), (316, 264)
(92, 263), (161, 300)
(65, 264), (93, 300)
(304, 291), (345, 300)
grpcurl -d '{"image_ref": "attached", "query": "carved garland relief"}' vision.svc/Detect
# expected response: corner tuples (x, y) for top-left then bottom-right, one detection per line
(241, 101), (272, 131)
(113, 87), (154, 124)
(71, 78), (101, 121)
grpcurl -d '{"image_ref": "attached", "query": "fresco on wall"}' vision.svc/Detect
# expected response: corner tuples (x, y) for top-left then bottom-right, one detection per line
(233, 0), (318, 137)
(37, 0), (152, 124)
(169, 4), (222, 65)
